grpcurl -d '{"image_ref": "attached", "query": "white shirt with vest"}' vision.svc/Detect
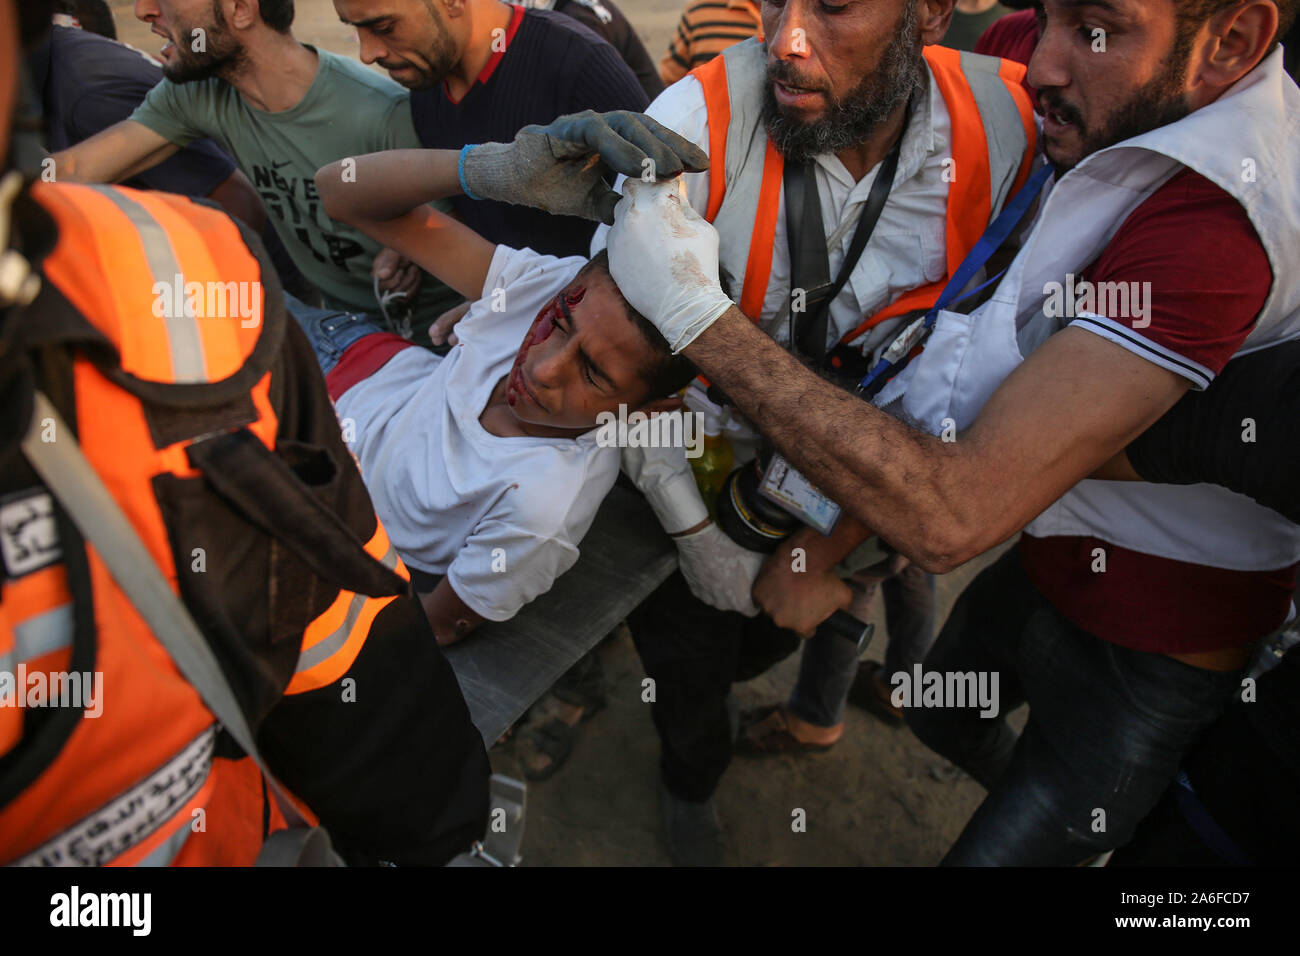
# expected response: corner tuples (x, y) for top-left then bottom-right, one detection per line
(875, 49), (1300, 607)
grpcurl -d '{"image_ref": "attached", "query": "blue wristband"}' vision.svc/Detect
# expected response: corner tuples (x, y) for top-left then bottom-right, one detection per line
(458, 144), (484, 201)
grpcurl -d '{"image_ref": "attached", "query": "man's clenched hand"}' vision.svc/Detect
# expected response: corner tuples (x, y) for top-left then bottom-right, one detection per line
(751, 551), (854, 639)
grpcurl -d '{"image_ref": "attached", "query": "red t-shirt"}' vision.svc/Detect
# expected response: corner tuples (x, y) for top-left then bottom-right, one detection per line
(975, 8), (1040, 100)
(1021, 168), (1295, 654)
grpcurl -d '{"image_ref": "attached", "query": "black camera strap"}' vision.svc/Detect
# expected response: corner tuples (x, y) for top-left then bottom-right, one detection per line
(784, 112), (907, 365)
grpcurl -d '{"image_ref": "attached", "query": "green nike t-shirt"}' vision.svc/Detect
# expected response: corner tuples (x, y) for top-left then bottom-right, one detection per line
(130, 48), (457, 320)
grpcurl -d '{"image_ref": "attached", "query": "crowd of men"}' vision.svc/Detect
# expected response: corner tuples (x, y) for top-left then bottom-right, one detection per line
(1, 0), (1297, 868)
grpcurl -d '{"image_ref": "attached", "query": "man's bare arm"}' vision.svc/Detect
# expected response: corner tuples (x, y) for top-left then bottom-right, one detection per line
(206, 168), (266, 232)
(684, 309), (1189, 572)
(51, 119), (179, 183)
(316, 149), (495, 301)
(417, 578), (488, 647)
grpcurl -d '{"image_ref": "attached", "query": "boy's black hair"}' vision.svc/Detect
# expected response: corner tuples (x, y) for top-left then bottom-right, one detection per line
(576, 250), (699, 401)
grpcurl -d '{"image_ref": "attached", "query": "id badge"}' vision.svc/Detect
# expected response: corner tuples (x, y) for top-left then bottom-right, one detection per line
(758, 454), (841, 535)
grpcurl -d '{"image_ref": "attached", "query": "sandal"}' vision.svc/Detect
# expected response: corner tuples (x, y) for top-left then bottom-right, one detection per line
(847, 661), (905, 727)
(515, 718), (578, 782)
(734, 704), (837, 758)
(514, 653), (608, 781)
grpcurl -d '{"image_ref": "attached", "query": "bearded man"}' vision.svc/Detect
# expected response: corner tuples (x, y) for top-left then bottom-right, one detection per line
(334, 0), (649, 259)
(589, 0), (1039, 865)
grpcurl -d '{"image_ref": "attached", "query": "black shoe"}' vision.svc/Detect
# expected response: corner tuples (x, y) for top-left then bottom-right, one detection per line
(660, 781), (723, 867)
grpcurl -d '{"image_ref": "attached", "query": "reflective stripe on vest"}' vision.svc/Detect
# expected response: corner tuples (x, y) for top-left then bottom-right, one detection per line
(690, 41), (1038, 343)
(1, 565), (75, 757)
(33, 183), (267, 386)
(286, 523), (405, 694)
(10, 727), (216, 867)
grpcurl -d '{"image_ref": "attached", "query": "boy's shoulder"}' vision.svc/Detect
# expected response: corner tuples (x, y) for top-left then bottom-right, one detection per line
(456, 245), (587, 341)
(495, 441), (620, 541)
(483, 244), (587, 295)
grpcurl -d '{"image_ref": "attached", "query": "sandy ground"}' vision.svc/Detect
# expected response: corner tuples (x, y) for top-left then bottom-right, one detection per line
(106, 0), (1016, 866)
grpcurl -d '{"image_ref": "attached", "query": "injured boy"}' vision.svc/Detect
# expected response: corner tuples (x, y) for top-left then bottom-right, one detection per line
(308, 148), (695, 646)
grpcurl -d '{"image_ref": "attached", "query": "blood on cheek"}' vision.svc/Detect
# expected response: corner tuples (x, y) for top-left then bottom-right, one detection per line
(531, 310), (556, 345)
(507, 289), (582, 409)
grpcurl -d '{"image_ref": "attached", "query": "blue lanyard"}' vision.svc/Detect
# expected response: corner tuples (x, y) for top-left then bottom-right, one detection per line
(856, 162), (1054, 398)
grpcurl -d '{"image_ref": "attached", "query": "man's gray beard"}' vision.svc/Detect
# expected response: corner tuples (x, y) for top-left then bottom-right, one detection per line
(161, 2), (248, 83)
(762, 3), (922, 164)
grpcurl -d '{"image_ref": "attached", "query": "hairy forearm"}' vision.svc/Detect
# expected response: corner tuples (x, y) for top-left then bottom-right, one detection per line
(316, 149), (463, 224)
(784, 510), (876, 572)
(684, 312), (1188, 572)
(684, 308), (968, 569)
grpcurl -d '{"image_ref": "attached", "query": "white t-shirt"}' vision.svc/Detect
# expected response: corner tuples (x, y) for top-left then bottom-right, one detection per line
(335, 245), (621, 621)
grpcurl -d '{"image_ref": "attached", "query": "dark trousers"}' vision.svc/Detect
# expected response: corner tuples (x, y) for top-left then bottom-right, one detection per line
(628, 570), (801, 802)
(907, 546), (1241, 865)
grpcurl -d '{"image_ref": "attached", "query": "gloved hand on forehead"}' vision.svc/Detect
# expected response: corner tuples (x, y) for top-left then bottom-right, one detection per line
(607, 178), (735, 354)
(459, 110), (709, 224)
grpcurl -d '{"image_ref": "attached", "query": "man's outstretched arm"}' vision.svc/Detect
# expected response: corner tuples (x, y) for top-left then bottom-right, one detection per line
(687, 311), (1187, 571)
(51, 119), (179, 183)
(607, 180), (1190, 572)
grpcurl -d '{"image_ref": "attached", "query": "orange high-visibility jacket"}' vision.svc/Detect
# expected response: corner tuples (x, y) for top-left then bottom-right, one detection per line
(691, 40), (1038, 342)
(0, 182), (488, 866)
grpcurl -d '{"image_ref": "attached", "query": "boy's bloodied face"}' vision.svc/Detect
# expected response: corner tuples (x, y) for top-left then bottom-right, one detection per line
(504, 265), (662, 432)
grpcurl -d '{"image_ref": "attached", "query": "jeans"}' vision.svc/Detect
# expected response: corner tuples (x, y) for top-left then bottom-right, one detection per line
(906, 545), (1241, 866)
(285, 293), (384, 375)
(627, 570), (801, 802)
(787, 560), (936, 727)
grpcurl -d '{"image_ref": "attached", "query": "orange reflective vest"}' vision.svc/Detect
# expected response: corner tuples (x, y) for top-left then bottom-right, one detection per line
(0, 182), (406, 866)
(690, 40), (1037, 345)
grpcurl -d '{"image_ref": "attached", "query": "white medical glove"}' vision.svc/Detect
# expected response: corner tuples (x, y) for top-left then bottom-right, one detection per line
(607, 179), (734, 353)
(621, 434), (762, 615)
(673, 522), (765, 617)
(620, 429), (709, 535)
